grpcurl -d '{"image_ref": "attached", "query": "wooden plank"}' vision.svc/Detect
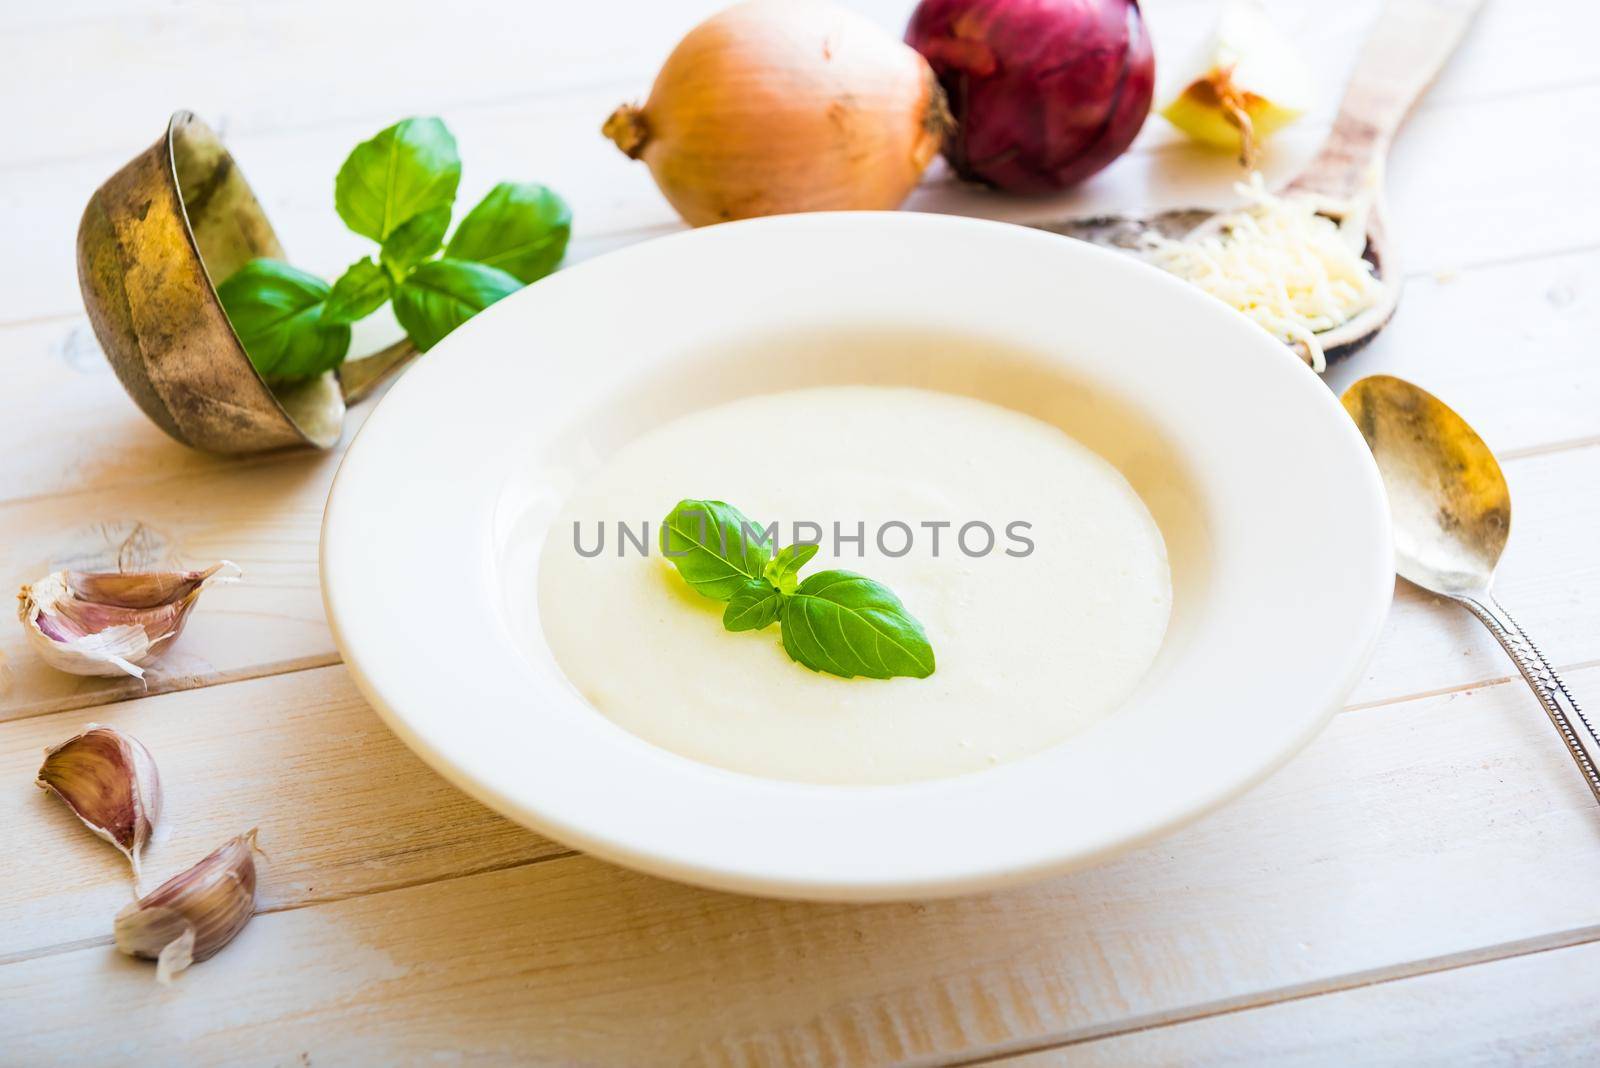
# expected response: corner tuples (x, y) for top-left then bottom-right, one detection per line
(0, 0), (1280, 172)
(1324, 246), (1600, 458)
(0, 221), (654, 507)
(0, 664), (564, 961)
(1347, 441), (1600, 706)
(1000, 939), (1600, 1066)
(5, 431), (1595, 721)
(0, 454), (343, 720)
(11, 51), (1600, 326)
(4, 235), (1595, 520)
(4, 241), (1596, 512)
(9, 0), (1592, 175)
(4, 663), (1600, 1063)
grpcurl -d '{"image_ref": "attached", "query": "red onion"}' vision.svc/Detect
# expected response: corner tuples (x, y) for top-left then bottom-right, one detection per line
(905, 0), (1155, 193)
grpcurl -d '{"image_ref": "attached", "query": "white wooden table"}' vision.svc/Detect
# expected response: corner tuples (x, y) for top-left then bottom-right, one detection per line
(3, 1), (1597, 1062)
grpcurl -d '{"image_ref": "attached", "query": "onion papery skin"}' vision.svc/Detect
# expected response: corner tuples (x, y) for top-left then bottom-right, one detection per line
(605, 0), (948, 227)
(906, 0), (1155, 193)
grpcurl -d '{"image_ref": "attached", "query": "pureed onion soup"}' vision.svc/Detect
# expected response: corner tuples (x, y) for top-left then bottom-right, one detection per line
(538, 385), (1171, 785)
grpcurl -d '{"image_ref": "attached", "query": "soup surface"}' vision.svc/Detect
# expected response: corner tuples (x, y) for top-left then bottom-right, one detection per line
(537, 386), (1171, 784)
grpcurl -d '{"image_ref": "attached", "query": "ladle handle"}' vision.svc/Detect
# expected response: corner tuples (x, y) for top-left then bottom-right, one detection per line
(1458, 594), (1600, 806)
(338, 338), (419, 405)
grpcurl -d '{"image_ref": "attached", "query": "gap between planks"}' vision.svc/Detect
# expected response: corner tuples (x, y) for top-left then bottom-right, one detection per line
(0, 653), (342, 725)
(952, 923), (1600, 1067)
(0, 848), (582, 968)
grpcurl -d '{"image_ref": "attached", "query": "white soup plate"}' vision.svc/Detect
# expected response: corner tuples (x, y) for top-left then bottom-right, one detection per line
(321, 212), (1393, 902)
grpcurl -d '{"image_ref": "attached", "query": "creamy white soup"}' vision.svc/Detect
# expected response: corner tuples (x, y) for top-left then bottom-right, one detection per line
(537, 386), (1171, 785)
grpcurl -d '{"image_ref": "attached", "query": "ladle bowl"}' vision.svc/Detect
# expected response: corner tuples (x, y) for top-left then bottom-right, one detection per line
(77, 112), (413, 455)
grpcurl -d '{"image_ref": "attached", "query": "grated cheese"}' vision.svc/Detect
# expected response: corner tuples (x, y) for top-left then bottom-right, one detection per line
(1145, 173), (1380, 373)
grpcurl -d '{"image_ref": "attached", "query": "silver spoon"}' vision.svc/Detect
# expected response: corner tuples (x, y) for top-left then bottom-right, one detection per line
(1342, 374), (1600, 804)
(1036, 0), (1483, 363)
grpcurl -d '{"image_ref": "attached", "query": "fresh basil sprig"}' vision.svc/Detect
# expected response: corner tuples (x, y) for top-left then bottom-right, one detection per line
(216, 115), (571, 384)
(333, 117), (460, 244)
(214, 260), (350, 385)
(661, 499), (935, 681)
(322, 257), (390, 325)
(661, 499), (773, 601)
(392, 259), (523, 352)
(446, 182), (572, 283)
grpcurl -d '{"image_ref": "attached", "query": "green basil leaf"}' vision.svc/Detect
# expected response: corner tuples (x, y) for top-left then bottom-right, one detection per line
(216, 258), (351, 384)
(334, 117), (461, 242)
(380, 206), (451, 278)
(391, 258), (522, 352)
(723, 580), (782, 632)
(779, 570), (935, 680)
(445, 182), (572, 283)
(659, 499), (773, 602)
(763, 542), (818, 595)
(322, 257), (391, 324)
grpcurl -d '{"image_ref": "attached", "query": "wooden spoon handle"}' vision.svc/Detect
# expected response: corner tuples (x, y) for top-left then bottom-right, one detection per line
(1289, 0), (1485, 200)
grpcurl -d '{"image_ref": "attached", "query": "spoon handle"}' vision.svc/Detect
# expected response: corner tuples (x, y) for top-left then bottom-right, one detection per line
(1289, 0), (1485, 202)
(1458, 595), (1600, 805)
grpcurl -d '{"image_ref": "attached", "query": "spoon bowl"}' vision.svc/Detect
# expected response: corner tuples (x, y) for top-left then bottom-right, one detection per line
(1342, 374), (1509, 594)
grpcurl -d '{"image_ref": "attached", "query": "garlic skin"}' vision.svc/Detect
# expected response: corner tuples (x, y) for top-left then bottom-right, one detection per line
(18, 561), (238, 678)
(115, 830), (260, 984)
(36, 724), (163, 876)
(1157, 0), (1313, 167)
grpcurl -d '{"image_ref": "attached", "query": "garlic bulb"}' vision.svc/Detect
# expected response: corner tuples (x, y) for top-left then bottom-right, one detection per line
(17, 562), (238, 678)
(115, 830), (260, 984)
(37, 724), (163, 876)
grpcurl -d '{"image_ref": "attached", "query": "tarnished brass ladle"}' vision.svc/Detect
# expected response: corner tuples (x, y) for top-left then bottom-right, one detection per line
(77, 111), (416, 455)
(1343, 375), (1600, 804)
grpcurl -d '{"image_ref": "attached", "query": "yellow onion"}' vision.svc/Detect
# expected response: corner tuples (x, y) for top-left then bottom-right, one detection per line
(603, 0), (950, 227)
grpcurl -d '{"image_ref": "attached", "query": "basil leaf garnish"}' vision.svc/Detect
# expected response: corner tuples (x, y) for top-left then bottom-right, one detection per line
(780, 571), (936, 680)
(391, 258), (522, 351)
(659, 500), (935, 681)
(380, 206), (451, 278)
(723, 580), (782, 632)
(216, 259), (350, 384)
(446, 182), (572, 284)
(763, 542), (817, 595)
(660, 499), (772, 602)
(322, 257), (391, 324)
(334, 117), (460, 243)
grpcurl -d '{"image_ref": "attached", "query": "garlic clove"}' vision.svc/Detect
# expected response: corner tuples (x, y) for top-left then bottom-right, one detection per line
(62, 567), (221, 610)
(36, 724), (163, 876)
(1157, 0), (1312, 167)
(18, 561), (238, 678)
(115, 830), (260, 984)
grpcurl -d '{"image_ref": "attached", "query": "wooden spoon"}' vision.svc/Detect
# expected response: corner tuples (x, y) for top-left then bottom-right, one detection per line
(1037, 0), (1484, 363)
